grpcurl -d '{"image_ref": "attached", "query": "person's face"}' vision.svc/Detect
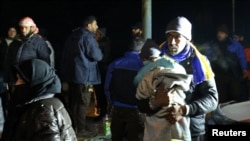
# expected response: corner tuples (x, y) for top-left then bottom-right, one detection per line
(132, 28), (142, 38)
(15, 73), (25, 86)
(217, 31), (228, 42)
(233, 34), (240, 41)
(167, 32), (187, 56)
(19, 26), (33, 36)
(8, 27), (17, 39)
(88, 20), (98, 33)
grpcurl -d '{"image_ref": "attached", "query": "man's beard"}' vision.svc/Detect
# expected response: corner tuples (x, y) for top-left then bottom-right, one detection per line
(168, 44), (178, 56)
(21, 31), (34, 40)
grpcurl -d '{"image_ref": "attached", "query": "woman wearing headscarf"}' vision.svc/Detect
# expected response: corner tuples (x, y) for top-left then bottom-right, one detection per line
(1, 59), (77, 141)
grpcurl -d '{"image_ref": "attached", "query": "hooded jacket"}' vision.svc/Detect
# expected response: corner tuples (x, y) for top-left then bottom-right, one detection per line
(1, 59), (77, 141)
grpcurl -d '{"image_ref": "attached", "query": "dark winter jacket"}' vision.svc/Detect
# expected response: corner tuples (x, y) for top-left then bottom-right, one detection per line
(4, 34), (52, 83)
(138, 42), (218, 137)
(1, 59), (77, 141)
(205, 37), (247, 79)
(61, 28), (103, 85)
(0, 38), (22, 72)
(2, 97), (77, 141)
(104, 51), (143, 108)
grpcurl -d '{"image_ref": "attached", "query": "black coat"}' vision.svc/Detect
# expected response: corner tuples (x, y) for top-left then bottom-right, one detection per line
(4, 34), (52, 83)
(1, 97), (77, 141)
(1, 59), (77, 141)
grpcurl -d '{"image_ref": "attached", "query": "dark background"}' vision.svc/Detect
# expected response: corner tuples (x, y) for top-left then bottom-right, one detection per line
(1, 0), (250, 63)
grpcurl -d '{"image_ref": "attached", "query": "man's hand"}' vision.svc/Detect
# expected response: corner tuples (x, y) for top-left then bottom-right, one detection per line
(242, 70), (248, 80)
(165, 104), (186, 124)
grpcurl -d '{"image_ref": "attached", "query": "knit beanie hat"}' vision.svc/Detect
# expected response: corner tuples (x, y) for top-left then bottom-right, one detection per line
(140, 39), (161, 59)
(217, 24), (229, 35)
(165, 16), (192, 40)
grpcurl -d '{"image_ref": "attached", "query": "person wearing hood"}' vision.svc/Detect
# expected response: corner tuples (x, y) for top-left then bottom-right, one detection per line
(159, 16), (218, 141)
(4, 17), (53, 99)
(1, 59), (77, 141)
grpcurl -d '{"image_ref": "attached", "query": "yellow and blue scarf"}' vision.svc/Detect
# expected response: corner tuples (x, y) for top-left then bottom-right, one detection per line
(160, 41), (214, 85)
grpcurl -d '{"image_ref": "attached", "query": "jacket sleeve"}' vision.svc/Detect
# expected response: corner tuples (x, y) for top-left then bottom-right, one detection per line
(186, 78), (219, 116)
(104, 62), (114, 104)
(234, 41), (247, 70)
(3, 44), (14, 82)
(36, 38), (52, 66)
(85, 36), (103, 61)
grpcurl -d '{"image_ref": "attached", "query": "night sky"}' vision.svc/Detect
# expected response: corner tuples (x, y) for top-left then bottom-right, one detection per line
(1, 0), (250, 63)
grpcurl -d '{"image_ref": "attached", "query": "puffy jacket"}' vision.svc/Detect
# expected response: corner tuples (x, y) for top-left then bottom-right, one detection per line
(1, 59), (77, 141)
(4, 34), (51, 83)
(186, 78), (218, 136)
(1, 97), (77, 141)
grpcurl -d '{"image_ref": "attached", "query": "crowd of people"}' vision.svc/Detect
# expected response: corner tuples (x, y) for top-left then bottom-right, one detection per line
(0, 14), (249, 141)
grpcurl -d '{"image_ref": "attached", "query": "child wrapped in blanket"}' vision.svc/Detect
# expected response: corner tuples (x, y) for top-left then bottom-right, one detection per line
(136, 65), (192, 141)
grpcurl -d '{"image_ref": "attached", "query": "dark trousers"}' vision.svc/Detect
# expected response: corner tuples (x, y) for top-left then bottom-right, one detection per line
(215, 75), (244, 103)
(94, 84), (107, 118)
(66, 83), (91, 133)
(111, 106), (144, 141)
(192, 134), (205, 141)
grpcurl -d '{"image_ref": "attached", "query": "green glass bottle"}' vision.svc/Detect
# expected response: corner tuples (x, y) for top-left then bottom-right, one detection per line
(103, 114), (111, 136)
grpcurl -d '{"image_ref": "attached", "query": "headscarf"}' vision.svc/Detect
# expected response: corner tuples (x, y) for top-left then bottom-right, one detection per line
(19, 16), (39, 34)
